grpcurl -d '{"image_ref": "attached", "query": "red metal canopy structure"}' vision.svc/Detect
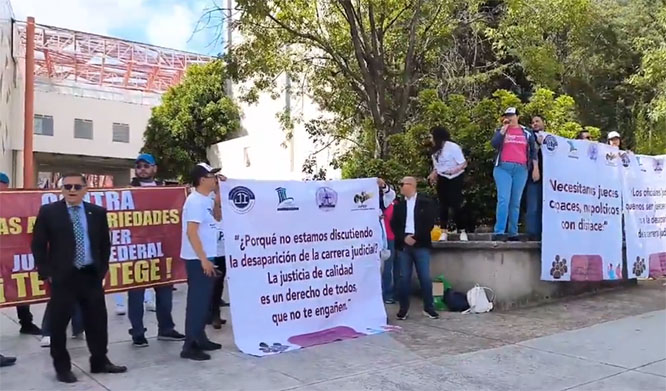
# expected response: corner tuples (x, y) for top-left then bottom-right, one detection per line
(16, 21), (214, 93)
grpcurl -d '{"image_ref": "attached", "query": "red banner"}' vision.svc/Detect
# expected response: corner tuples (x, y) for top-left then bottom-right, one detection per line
(0, 187), (188, 308)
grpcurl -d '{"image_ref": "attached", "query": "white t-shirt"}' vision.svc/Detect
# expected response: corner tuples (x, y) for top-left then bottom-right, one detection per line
(432, 141), (466, 179)
(180, 191), (218, 260)
(139, 180), (157, 187)
(208, 192), (226, 257)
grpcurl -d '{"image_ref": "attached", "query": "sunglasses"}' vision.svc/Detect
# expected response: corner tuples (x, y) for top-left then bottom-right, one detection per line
(135, 163), (153, 169)
(62, 184), (84, 191)
(398, 182), (413, 187)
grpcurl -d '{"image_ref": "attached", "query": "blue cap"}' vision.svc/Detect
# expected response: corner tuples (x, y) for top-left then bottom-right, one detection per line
(0, 172), (9, 184)
(136, 153), (156, 165)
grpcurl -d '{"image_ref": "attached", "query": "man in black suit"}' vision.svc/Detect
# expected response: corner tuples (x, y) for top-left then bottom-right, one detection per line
(390, 176), (440, 320)
(31, 173), (126, 383)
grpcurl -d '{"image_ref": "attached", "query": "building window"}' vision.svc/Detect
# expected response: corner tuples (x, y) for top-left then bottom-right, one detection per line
(112, 123), (130, 143)
(34, 114), (54, 136)
(74, 118), (93, 140)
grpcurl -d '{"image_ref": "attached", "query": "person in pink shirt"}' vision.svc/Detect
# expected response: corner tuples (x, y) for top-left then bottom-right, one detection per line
(490, 107), (539, 240)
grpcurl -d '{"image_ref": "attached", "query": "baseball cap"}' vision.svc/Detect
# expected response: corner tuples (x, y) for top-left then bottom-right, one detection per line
(0, 172), (9, 185)
(136, 153), (156, 165)
(502, 107), (519, 116)
(190, 162), (221, 185)
(607, 131), (621, 140)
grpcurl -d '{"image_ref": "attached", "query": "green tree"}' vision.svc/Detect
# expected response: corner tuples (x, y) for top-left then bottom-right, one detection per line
(225, 0), (512, 161)
(141, 61), (241, 180)
(341, 87), (595, 225)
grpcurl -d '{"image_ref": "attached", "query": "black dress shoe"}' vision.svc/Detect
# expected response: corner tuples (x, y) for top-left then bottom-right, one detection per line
(90, 363), (127, 374)
(0, 354), (17, 367)
(196, 340), (222, 351)
(57, 371), (78, 383)
(180, 349), (211, 361)
(19, 323), (42, 335)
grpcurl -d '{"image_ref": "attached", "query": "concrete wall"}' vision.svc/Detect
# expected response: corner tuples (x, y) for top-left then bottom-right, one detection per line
(31, 89), (153, 159)
(422, 242), (635, 310)
(209, 75), (341, 180)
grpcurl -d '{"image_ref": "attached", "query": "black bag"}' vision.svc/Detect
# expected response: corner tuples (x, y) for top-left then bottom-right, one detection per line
(443, 288), (470, 312)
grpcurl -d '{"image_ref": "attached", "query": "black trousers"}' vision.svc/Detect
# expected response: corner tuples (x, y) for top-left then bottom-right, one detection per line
(49, 267), (108, 374)
(210, 256), (227, 319)
(436, 174), (465, 230)
(16, 305), (33, 326)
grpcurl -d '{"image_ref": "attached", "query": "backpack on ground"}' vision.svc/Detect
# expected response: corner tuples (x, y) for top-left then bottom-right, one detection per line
(443, 288), (470, 312)
(462, 285), (494, 314)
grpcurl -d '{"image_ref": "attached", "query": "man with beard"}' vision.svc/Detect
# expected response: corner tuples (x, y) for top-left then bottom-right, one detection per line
(125, 154), (185, 347)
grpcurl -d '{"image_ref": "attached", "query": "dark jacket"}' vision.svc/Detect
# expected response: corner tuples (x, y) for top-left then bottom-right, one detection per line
(390, 193), (436, 251)
(490, 125), (538, 171)
(31, 200), (111, 281)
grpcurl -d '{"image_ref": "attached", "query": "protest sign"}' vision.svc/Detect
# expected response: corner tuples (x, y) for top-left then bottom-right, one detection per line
(541, 135), (624, 281)
(622, 154), (666, 278)
(0, 187), (187, 308)
(221, 178), (388, 356)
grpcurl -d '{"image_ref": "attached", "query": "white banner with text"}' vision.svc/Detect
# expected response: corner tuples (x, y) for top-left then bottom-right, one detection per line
(622, 154), (666, 279)
(541, 135), (624, 281)
(221, 178), (389, 356)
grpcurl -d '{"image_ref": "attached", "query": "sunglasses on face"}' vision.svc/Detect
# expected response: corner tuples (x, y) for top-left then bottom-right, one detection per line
(62, 184), (84, 191)
(398, 182), (413, 187)
(135, 163), (153, 169)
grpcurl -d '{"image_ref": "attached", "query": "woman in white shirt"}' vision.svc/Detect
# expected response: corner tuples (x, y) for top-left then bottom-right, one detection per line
(427, 126), (468, 241)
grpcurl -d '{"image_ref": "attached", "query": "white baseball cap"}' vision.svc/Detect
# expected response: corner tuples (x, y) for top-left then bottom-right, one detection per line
(503, 107), (518, 116)
(607, 131), (621, 140)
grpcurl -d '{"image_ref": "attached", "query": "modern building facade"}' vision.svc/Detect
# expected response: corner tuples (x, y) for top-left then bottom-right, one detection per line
(0, 0), (211, 188)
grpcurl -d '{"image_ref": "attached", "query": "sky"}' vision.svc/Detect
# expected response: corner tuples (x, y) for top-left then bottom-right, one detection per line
(11, 0), (225, 55)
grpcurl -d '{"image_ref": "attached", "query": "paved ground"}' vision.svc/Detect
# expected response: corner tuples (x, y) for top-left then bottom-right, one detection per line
(0, 281), (664, 390)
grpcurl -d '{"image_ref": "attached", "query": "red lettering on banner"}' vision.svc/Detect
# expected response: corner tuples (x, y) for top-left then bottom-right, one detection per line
(0, 187), (188, 308)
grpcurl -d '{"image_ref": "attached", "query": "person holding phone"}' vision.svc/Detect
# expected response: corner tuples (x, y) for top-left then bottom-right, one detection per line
(179, 163), (226, 361)
(490, 107), (539, 241)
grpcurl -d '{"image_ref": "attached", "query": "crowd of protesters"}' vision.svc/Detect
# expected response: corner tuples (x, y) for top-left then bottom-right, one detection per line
(0, 109), (627, 378)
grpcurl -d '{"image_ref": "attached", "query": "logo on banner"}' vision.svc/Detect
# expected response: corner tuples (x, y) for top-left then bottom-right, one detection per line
(620, 152), (631, 168)
(229, 186), (256, 214)
(316, 187), (337, 211)
(636, 156), (647, 172)
(566, 140), (579, 159)
(605, 152), (618, 166)
(275, 187), (299, 211)
(654, 159), (664, 172)
(544, 135), (558, 153)
(587, 143), (598, 161)
(353, 191), (374, 210)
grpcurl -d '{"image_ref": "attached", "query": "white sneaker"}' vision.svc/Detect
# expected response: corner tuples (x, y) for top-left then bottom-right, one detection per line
(115, 303), (126, 316)
(145, 300), (156, 312)
(438, 232), (448, 241)
(460, 231), (469, 241)
(40, 336), (51, 347)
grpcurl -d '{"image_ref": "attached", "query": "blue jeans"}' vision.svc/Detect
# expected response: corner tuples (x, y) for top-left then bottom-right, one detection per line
(398, 247), (434, 312)
(493, 162), (528, 235)
(128, 286), (175, 338)
(381, 240), (399, 301)
(183, 259), (215, 350)
(526, 179), (542, 237)
(42, 301), (84, 337)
